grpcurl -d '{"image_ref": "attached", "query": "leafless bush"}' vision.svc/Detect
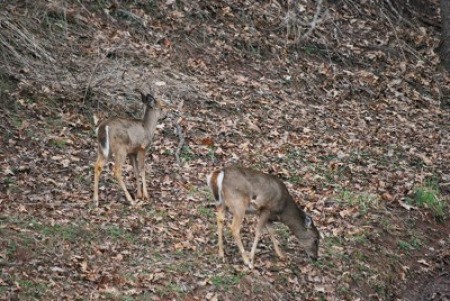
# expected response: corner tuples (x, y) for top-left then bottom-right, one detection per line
(0, 6), (92, 100)
(0, 2), (202, 108)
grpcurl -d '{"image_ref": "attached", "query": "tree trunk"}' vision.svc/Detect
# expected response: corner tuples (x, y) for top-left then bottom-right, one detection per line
(439, 0), (450, 71)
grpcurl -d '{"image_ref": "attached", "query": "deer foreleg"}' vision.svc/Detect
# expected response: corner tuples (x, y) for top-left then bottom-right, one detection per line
(137, 149), (148, 200)
(266, 223), (284, 260)
(113, 161), (134, 205)
(249, 211), (270, 268)
(130, 155), (142, 200)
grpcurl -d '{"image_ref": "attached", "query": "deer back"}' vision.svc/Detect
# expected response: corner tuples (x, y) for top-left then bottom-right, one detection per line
(222, 166), (288, 213)
(99, 118), (149, 154)
(97, 96), (163, 158)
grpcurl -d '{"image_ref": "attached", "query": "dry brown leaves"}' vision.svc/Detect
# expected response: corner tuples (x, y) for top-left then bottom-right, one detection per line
(1, 0), (449, 300)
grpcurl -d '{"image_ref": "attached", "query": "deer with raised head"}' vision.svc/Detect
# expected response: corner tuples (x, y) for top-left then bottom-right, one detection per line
(93, 92), (165, 207)
(207, 165), (320, 268)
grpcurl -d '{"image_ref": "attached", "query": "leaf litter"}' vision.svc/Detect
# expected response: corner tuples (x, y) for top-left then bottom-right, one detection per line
(0, 0), (449, 300)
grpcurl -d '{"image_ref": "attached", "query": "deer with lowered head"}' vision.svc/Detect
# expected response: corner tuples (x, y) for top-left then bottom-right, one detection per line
(93, 92), (165, 207)
(207, 165), (320, 268)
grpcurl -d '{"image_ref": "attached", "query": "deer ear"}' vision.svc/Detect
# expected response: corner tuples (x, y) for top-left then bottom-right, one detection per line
(305, 215), (313, 229)
(148, 95), (156, 107)
(140, 91), (146, 102)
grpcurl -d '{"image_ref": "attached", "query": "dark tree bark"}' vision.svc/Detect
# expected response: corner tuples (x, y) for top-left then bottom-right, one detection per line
(439, 0), (450, 71)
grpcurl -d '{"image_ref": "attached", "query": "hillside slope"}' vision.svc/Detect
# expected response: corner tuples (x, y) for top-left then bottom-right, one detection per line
(1, 0), (449, 300)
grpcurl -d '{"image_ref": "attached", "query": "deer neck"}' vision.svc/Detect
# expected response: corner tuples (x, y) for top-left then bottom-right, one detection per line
(280, 198), (307, 238)
(142, 106), (161, 138)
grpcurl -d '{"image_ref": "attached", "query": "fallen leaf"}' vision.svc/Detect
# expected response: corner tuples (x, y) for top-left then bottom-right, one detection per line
(398, 200), (417, 211)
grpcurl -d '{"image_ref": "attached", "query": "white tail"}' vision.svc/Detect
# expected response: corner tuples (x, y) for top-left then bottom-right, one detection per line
(93, 92), (165, 207)
(207, 170), (224, 204)
(207, 165), (320, 268)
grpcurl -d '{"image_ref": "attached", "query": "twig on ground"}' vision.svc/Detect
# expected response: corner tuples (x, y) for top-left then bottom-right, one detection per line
(384, 0), (417, 29)
(302, 0), (328, 41)
(174, 119), (185, 165)
(174, 99), (185, 165)
(283, 0), (329, 44)
(379, 5), (406, 61)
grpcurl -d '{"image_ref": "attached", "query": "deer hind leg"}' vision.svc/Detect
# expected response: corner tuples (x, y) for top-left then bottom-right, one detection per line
(113, 151), (135, 205)
(216, 202), (226, 260)
(249, 210), (271, 267)
(137, 149), (149, 200)
(266, 222), (284, 260)
(93, 153), (106, 207)
(230, 210), (252, 268)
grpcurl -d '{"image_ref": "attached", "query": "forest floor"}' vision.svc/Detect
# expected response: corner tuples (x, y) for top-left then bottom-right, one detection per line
(0, 1), (449, 300)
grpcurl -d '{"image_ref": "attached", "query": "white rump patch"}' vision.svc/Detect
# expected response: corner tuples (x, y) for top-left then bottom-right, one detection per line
(101, 125), (110, 158)
(206, 173), (213, 189)
(217, 171), (224, 204)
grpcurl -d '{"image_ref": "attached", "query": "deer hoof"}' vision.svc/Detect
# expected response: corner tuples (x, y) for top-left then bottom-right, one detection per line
(246, 260), (254, 269)
(242, 252), (254, 268)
